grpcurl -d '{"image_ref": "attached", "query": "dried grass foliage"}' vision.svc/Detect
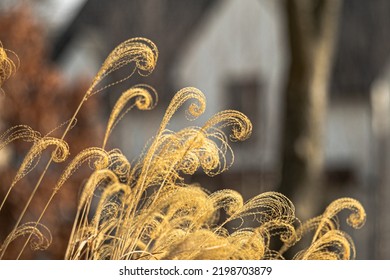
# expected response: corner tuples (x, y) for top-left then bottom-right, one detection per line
(0, 41), (18, 93)
(0, 37), (365, 260)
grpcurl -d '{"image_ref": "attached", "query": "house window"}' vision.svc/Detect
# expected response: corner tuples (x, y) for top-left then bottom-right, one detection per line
(227, 78), (261, 145)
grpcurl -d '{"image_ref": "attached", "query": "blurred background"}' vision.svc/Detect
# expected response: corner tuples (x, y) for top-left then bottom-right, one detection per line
(0, 0), (389, 259)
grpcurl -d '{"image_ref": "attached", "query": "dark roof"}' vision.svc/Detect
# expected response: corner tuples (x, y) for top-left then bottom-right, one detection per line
(50, 0), (218, 104)
(51, 0), (218, 61)
(51, 0), (390, 97)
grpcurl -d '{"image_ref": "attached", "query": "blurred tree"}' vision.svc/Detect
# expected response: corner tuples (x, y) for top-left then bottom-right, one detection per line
(279, 0), (342, 220)
(0, 6), (102, 259)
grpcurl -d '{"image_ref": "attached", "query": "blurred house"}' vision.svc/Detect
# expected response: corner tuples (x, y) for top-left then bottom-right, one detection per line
(176, 0), (390, 260)
(173, 0), (385, 259)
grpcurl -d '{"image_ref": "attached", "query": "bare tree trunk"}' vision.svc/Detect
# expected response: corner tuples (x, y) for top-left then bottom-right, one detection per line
(279, 0), (342, 220)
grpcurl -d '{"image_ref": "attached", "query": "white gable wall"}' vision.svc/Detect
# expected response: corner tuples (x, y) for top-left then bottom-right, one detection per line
(174, 0), (287, 170)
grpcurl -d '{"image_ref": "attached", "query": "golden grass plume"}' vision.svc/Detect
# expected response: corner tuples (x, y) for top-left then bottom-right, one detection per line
(0, 41), (18, 92)
(0, 37), (366, 260)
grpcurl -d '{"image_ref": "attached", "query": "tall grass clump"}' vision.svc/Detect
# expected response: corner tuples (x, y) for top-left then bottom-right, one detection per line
(0, 38), (366, 260)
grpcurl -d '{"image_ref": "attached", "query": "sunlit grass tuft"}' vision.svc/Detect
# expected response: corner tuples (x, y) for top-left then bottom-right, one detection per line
(0, 38), (366, 260)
